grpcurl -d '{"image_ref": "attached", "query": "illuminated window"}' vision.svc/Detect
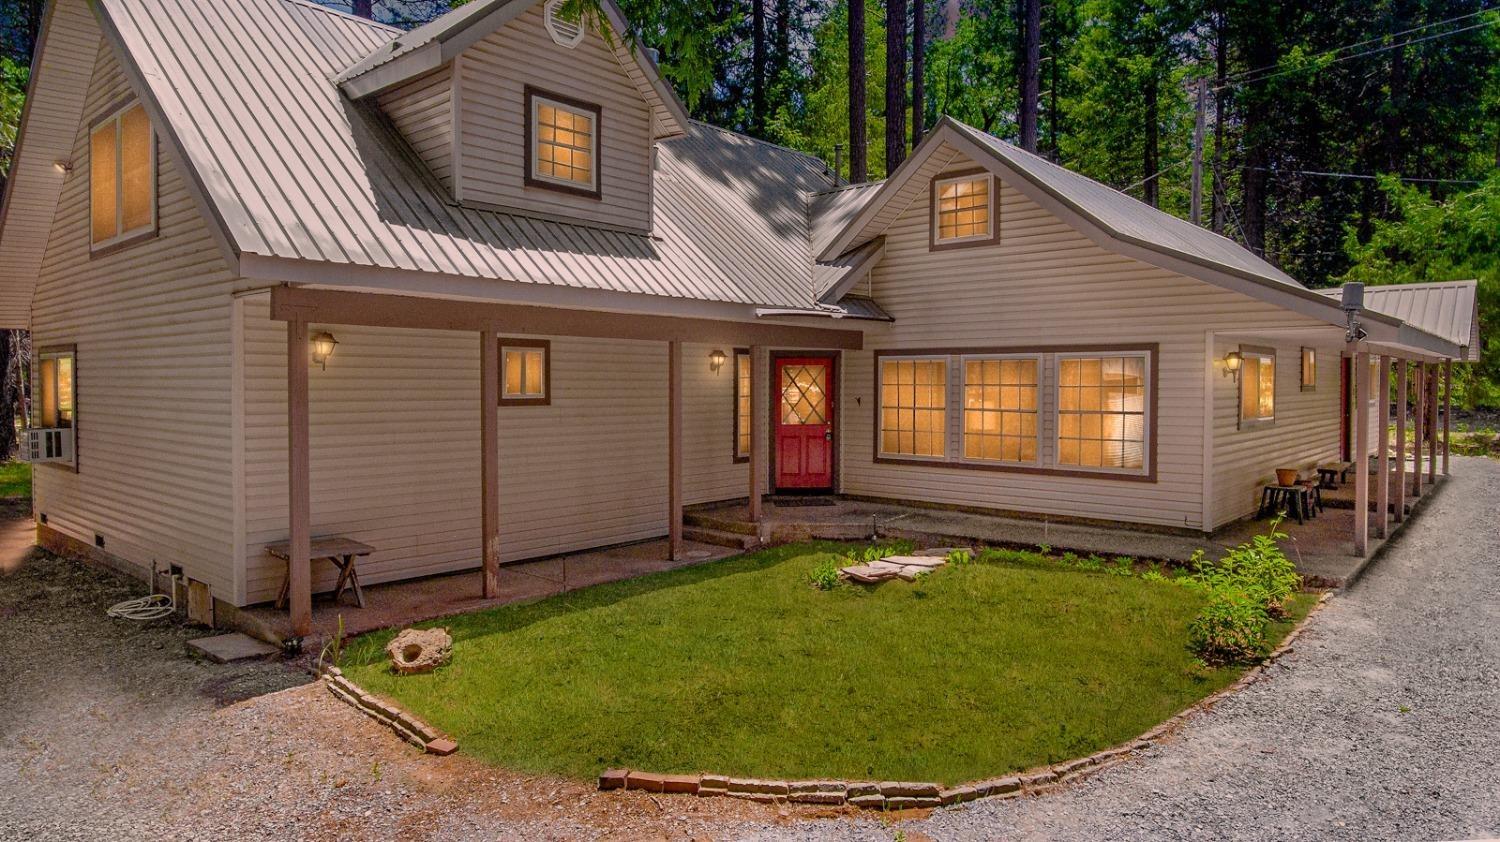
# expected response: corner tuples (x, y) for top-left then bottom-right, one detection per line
(501, 341), (548, 404)
(1057, 354), (1148, 471)
(879, 357), (947, 458)
(1300, 347), (1316, 390)
(962, 356), (1038, 463)
(735, 350), (751, 460)
(36, 348), (76, 429)
(933, 173), (993, 244)
(1239, 347), (1275, 426)
(529, 90), (597, 191)
(90, 103), (155, 249)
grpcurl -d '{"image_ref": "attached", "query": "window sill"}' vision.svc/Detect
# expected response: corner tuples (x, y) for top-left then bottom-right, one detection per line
(90, 227), (158, 259)
(874, 454), (1156, 483)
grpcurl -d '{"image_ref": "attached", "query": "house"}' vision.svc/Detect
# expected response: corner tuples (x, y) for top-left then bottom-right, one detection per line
(0, 0), (1479, 637)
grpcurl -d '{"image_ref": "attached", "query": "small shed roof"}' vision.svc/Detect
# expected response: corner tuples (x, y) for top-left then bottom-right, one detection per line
(1318, 280), (1482, 362)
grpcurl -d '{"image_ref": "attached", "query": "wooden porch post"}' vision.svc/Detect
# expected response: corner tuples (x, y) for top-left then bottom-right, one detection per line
(287, 318), (312, 638)
(747, 344), (762, 524)
(1353, 350), (1370, 556)
(668, 339), (683, 560)
(1427, 364), (1438, 483)
(1394, 360), (1407, 522)
(1443, 358), (1453, 476)
(1412, 363), (1424, 498)
(480, 326), (500, 598)
(1377, 355), (1390, 539)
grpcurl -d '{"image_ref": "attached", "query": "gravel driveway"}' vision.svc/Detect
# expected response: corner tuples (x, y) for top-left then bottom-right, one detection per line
(2, 457), (1497, 841)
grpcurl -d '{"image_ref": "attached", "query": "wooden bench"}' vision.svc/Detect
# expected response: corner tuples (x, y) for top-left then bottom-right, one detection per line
(1316, 461), (1355, 489)
(268, 536), (375, 610)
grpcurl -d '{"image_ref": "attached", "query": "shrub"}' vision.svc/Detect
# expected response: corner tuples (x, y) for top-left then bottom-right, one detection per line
(1204, 522), (1302, 618)
(1106, 557), (1135, 576)
(808, 557), (841, 591)
(946, 549), (973, 566)
(1188, 584), (1270, 665)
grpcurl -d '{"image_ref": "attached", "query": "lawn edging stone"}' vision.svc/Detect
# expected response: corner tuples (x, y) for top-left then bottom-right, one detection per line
(593, 590), (1332, 812)
(321, 666), (457, 756)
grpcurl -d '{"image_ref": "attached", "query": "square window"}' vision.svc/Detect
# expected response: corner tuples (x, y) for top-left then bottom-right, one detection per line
(933, 174), (994, 246)
(500, 342), (549, 404)
(1056, 353), (1150, 472)
(528, 88), (599, 194)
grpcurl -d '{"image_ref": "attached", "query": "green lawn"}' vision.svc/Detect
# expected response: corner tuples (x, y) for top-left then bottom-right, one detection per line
(0, 461), (30, 498)
(343, 544), (1312, 785)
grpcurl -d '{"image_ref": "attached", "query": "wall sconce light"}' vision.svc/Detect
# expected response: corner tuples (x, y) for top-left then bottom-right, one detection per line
(1223, 350), (1242, 382)
(53, 160), (72, 174)
(708, 348), (727, 374)
(311, 331), (338, 370)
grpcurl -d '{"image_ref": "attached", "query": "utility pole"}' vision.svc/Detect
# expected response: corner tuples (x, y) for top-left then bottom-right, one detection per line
(1190, 77), (1206, 226)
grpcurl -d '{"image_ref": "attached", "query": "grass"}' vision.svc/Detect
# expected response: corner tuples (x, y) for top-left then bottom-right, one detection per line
(343, 543), (1313, 785)
(0, 461), (30, 498)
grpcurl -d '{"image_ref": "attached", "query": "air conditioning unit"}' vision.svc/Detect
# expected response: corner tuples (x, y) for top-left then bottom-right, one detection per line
(22, 427), (73, 463)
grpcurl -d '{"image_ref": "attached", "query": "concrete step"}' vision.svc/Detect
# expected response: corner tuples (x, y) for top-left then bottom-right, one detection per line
(682, 511), (759, 536)
(683, 525), (759, 551)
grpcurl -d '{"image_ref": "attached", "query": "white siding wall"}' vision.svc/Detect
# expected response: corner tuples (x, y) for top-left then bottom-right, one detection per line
(31, 41), (238, 596)
(376, 65), (454, 193)
(840, 145), (1338, 531)
(454, 4), (653, 231)
(237, 294), (747, 604)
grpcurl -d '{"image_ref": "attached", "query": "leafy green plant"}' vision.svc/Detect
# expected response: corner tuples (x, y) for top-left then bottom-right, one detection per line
(946, 548), (973, 566)
(1197, 520), (1302, 618)
(1105, 557), (1134, 576)
(808, 557), (841, 591)
(1037, 543), (1052, 555)
(1188, 584), (1269, 665)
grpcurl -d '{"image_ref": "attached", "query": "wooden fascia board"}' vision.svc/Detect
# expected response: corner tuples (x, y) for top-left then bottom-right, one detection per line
(269, 285), (864, 349)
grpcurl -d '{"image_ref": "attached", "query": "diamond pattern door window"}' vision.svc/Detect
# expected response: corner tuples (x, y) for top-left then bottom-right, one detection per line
(780, 364), (828, 425)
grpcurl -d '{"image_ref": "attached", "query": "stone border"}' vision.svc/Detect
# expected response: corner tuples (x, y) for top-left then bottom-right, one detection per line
(321, 666), (458, 756)
(599, 591), (1332, 811)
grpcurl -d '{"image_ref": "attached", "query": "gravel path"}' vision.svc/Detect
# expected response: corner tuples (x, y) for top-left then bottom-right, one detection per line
(2, 457), (1497, 840)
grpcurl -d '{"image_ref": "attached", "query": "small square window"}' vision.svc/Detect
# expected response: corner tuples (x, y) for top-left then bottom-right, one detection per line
(500, 341), (549, 405)
(90, 102), (155, 250)
(527, 88), (600, 196)
(932, 173), (994, 246)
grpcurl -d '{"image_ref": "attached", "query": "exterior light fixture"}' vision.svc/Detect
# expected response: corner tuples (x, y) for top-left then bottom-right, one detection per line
(1224, 350), (1242, 382)
(311, 331), (338, 370)
(53, 160), (72, 174)
(708, 348), (727, 374)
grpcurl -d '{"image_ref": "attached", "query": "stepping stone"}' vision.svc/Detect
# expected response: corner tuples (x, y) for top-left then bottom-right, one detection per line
(840, 565), (895, 583)
(868, 560), (908, 572)
(882, 555), (945, 568)
(186, 632), (279, 664)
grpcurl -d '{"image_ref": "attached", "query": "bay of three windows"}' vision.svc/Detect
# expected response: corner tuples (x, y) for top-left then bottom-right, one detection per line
(879, 351), (1150, 474)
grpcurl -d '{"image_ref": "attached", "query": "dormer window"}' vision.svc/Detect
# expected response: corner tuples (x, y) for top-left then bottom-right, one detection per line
(525, 86), (600, 198)
(931, 171), (996, 249)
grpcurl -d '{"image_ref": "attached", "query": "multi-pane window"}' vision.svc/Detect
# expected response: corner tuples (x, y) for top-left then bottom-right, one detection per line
(530, 93), (597, 190)
(933, 174), (993, 243)
(879, 358), (947, 458)
(501, 343), (548, 403)
(962, 357), (1038, 463)
(1300, 347), (1316, 390)
(90, 103), (154, 249)
(36, 349), (76, 429)
(1057, 355), (1148, 471)
(1239, 348), (1275, 425)
(735, 350), (751, 460)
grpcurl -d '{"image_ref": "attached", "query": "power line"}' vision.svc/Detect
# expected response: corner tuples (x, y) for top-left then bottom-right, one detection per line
(1244, 166), (1484, 186)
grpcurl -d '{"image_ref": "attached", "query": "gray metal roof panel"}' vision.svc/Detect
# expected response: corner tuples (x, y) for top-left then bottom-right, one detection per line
(1317, 280), (1480, 361)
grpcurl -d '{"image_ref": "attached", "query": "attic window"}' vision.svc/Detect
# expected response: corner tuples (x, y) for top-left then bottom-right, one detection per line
(931, 172), (995, 249)
(90, 102), (155, 251)
(525, 87), (601, 197)
(544, 0), (586, 48)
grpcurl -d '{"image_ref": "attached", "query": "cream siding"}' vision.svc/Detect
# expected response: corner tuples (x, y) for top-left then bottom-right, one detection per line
(376, 65), (455, 193)
(237, 295), (747, 604)
(31, 39), (238, 597)
(454, 4), (653, 232)
(841, 146), (1339, 531)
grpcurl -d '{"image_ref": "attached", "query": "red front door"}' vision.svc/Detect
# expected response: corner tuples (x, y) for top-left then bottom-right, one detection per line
(775, 356), (835, 490)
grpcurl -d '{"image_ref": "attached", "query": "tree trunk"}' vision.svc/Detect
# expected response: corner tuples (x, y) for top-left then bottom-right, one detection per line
(1143, 76), (1159, 207)
(1211, 6), (1226, 233)
(1241, 24), (1275, 255)
(849, 0), (868, 182)
(1018, 0), (1040, 151)
(774, 0), (791, 81)
(1045, 0), (1060, 157)
(942, 0), (960, 38)
(751, 0), (766, 134)
(911, 0), (926, 148)
(351, 0), (373, 19)
(885, 0), (908, 172)
(0, 330), (13, 460)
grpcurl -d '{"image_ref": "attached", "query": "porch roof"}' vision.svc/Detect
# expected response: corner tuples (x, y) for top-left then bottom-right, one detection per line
(1317, 280), (1481, 362)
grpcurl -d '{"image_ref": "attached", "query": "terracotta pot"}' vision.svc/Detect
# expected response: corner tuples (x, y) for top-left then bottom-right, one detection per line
(1275, 468), (1300, 486)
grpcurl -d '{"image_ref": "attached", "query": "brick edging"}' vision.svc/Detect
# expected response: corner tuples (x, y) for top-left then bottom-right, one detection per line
(321, 666), (458, 756)
(599, 591), (1333, 811)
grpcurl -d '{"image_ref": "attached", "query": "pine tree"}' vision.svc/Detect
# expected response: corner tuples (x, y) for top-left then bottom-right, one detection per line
(885, 0), (908, 171)
(850, 0), (869, 181)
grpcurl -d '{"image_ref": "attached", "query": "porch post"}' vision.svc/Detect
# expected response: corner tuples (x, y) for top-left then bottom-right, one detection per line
(668, 339), (683, 560)
(287, 318), (312, 638)
(1412, 362), (1424, 498)
(1377, 355), (1390, 539)
(1427, 365), (1438, 483)
(480, 326), (500, 598)
(1394, 359), (1407, 522)
(1353, 350), (1370, 556)
(747, 344), (763, 523)
(1443, 358), (1453, 476)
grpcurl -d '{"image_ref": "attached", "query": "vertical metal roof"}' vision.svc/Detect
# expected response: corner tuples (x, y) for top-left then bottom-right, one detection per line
(1318, 280), (1481, 361)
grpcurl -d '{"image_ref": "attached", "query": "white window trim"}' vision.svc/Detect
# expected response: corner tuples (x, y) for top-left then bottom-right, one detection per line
(958, 353), (1042, 466)
(502, 345), (547, 400)
(529, 94), (598, 192)
(89, 101), (156, 252)
(932, 173), (995, 245)
(35, 347), (78, 469)
(1052, 351), (1153, 477)
(1238, 346), (1276, 429)
(877, 354), (949, 461)
(1300, 347), (1317, 391)
(734, 350), (752, 460)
